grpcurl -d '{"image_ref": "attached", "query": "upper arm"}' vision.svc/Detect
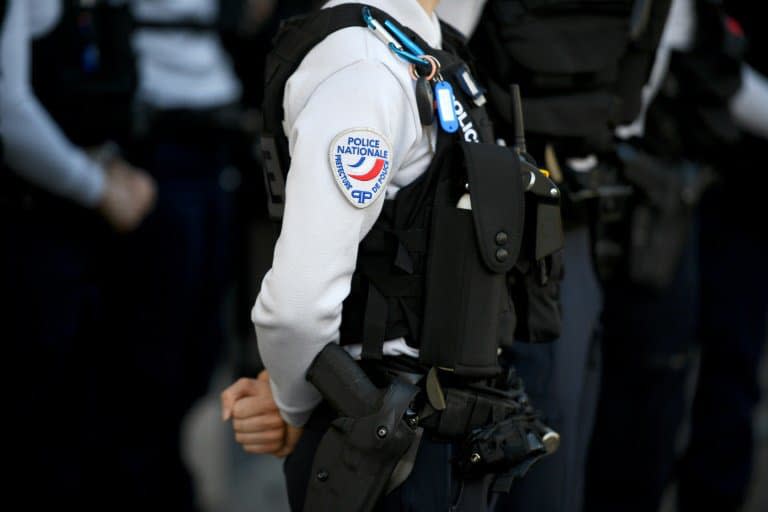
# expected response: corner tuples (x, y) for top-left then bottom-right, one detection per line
(259, 59), (417, 325)
(281, 58), (418, 240)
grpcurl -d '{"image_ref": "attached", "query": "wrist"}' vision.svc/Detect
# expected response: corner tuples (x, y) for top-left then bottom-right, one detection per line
(91, 141), (122, 171)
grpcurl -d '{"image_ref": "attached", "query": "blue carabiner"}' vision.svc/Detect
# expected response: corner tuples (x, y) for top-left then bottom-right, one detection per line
(362, 7), (429, 67)
(383, 19), (425, 57)
(361, 6), (377, 29)
(389, 44), (429, 66)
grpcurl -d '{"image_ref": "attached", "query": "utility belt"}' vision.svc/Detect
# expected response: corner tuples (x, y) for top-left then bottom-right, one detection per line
(301, 343), (557, 512)
(132, 102), (245, 148)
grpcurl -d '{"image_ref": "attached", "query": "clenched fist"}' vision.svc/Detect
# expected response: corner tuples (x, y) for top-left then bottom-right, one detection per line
(97, 158), (156, 233)
(221, 370), (302, 457)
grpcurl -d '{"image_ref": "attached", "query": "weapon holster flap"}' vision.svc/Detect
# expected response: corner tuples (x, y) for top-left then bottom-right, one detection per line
(304, 380), (420, 512)
(461, 142), (525, 273)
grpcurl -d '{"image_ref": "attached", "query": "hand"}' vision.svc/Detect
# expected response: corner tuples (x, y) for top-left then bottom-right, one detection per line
(242, 0), (277, 33)
(221, 370), (303, 457)
(97, 158), (156, 233)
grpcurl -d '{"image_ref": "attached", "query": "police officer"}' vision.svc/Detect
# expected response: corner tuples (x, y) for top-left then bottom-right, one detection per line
(586, 1), (767, 510)
(437, 2), (672, 511)
(221, 0), (563, 510)
(104, 0), (243, 507)
(0, 0), (154, 504)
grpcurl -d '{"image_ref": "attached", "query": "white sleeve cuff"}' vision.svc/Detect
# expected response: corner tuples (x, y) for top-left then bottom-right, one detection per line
(270, 378), (322, 428)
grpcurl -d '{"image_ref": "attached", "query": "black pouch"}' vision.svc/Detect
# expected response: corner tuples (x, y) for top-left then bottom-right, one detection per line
(511, 252), (563, 343)
(419, 142), (525, 377)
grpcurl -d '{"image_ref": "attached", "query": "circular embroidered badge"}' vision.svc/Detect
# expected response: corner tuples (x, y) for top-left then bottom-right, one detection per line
(328, 128), (393, 208)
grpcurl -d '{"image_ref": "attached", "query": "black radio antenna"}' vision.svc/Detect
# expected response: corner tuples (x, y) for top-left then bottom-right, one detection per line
(511, 84), (527, 156)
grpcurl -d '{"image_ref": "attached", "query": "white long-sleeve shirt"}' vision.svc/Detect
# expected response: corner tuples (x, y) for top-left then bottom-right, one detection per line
(730, 64), (768, 139)
(616, 0), (768, 140)
(0, 0), (105, 206)
(436, 0), (488, 39)
(253, 0), (445, 427)
(616, 0), (695, 139)
(131, 0), (241, 109)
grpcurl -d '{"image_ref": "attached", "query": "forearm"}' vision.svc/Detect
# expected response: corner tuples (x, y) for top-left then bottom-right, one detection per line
(1, 97), (105, 206)
(252, 275), (339, 427)
(0, 0), (104, 207)
(730, 65), (768, 139)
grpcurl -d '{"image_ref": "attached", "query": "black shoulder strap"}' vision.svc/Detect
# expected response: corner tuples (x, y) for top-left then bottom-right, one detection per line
(260, 3), (435, 220)
(133, 19), (216, 32)
(263, 3), (367, 141)
(263, 3), (436, 142)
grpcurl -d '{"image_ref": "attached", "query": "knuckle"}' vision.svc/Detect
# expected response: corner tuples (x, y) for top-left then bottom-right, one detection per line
(233, 400), (249, 418)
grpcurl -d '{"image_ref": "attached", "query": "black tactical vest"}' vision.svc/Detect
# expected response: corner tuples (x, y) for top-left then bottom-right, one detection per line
(31, 0), (136, 147)
(642, 0), (745, 165)
(472, 0), (672, 156)
(262, 3), (563, 378)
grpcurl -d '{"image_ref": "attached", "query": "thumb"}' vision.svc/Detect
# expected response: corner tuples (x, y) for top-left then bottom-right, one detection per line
(274, 425), (303, 458)
(220, 377), (260, 421)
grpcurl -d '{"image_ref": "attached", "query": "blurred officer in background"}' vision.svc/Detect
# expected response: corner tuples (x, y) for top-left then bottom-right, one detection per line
(438, 1), (672, 511)
(0, 0), (154, 505)
(102, 0), (244, 508)
(584, 1), (764, 511)
(675, 2), (768, 509)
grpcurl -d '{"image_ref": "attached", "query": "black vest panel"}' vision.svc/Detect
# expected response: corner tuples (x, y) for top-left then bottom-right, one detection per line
(31, 0), (136, 147)
(472, 0), (671, 154)
(642, 0), (745, 165)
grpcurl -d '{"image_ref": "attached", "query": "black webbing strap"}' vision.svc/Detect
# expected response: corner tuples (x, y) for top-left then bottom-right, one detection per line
(263, 3), (421, 148)
(361, 285), (387, 360)
(133, 18), (216, 32)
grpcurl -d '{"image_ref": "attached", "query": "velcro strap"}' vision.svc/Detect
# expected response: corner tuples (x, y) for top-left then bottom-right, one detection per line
(361, 285), (387, 360)
(461, 142), (525, 273)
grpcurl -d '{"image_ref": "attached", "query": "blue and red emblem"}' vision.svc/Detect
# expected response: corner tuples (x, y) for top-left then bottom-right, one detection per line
(329, 128), (393, 208)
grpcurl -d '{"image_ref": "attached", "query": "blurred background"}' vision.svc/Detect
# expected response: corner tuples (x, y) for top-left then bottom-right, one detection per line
(1, 0), (765, 511)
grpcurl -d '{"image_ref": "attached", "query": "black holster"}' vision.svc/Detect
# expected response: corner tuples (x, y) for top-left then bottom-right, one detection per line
(304, 343), (420, 512)
(593, 142), (713, 290)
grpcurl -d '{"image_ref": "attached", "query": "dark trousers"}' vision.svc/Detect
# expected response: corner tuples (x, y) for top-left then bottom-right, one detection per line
(585, 219), (701, 512)
(496, 228), (603, 512)
(103, 138), (235, 509)
(584, 184), (767, 512)
(1, 200), (112, 506)
(677, 186), (767, 511)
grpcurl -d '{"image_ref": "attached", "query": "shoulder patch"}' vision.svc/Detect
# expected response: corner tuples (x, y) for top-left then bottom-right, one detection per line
(328, 128), (393, 208)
